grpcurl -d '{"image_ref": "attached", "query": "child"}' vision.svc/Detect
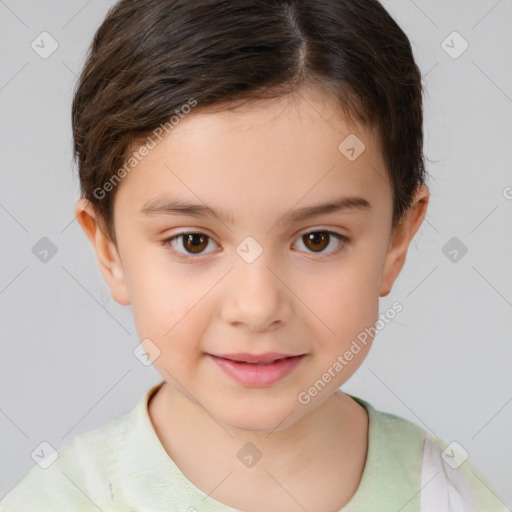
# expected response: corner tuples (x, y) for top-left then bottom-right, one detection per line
(1, 0), (509, 510)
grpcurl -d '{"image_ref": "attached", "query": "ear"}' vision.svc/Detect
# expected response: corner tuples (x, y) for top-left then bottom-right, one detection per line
(379, 185), (430, 297)
(74, 198), (131, 305)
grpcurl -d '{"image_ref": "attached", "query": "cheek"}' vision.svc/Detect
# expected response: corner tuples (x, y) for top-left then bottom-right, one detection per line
(303, 257), (382, 340)
(130, 275), (209, 377)
(298, 267), (380, 386)
(125, 253), (209, 348)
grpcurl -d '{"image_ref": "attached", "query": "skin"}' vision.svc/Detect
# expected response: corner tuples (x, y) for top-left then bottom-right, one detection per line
(75, 84), (429, 511)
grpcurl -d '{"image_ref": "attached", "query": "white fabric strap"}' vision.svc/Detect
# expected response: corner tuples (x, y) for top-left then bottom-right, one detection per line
(419, 437), (479, 512)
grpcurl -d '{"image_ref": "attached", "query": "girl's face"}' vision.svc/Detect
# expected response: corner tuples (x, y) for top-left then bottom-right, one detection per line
(79, 86), (427, 432)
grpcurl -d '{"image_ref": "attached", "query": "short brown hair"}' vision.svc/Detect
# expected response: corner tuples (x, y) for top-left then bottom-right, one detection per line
(72, 0), (427, 245)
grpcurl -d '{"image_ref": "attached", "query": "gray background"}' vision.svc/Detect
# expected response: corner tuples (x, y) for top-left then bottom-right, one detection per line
(1, 0), (511, 506)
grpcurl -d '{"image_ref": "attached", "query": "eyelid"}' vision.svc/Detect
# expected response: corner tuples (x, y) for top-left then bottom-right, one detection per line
(295, 225), (348, 238)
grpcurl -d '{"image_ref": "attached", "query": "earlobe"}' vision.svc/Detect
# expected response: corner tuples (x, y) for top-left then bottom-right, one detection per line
(379, 185), (430, 297)
(74, 198), (131, 306)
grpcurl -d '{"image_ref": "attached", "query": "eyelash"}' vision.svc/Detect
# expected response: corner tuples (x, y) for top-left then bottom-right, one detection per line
(161, 229), (351, 261)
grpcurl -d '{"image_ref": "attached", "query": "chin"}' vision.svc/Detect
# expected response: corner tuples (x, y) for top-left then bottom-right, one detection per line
(227, 415), (287, 433)
(211, 395), (300, 433)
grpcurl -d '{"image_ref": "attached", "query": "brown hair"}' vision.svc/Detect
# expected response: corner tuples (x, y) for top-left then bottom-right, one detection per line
(72, 0), (427, 246)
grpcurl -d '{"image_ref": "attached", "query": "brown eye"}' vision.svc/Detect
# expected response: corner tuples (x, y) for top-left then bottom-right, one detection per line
(181, 233), (210, 254)
(303, 231), (330, 252)
(295, 230), (349, 256)
(164, 232), (218, 259)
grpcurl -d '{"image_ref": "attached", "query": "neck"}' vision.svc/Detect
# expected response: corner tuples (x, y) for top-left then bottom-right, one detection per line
(148, 381), (369, 508)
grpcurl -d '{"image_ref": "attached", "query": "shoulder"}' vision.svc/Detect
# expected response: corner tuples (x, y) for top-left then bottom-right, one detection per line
(353, 395), (431, 464)
(351, 395), (510, 512)
(0, 413), (130, 512)
(420, 433), (511, 511)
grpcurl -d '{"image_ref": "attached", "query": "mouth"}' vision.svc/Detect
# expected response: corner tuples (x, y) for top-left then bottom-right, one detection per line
(208, 353), (306, 387)
(212, 352), (304, 364)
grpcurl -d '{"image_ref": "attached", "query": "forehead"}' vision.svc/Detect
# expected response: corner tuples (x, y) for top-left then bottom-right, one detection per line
(113, 87), (390, 224)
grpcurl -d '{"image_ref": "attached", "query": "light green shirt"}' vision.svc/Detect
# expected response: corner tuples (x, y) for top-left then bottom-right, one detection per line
(1, 381), (509, 511)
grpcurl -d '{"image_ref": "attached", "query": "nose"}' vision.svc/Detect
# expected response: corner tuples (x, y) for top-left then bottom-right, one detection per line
(220, 255), (292, 332)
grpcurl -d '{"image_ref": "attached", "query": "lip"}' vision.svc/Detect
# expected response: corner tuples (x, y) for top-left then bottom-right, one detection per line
(213, 352), (301, 363)
(208, 353), (306, 387)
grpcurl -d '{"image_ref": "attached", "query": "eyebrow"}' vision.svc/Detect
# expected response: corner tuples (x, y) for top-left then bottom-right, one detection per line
(140, 195), (371, 224)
